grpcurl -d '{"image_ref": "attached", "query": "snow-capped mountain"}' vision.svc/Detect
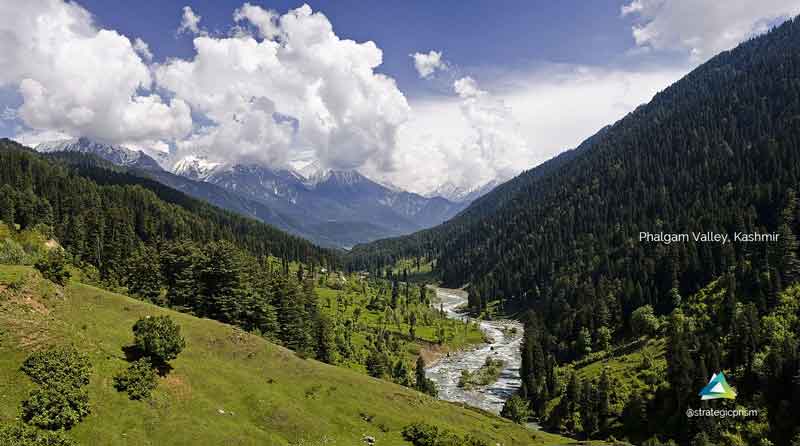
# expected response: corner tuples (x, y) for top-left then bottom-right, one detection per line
(428, 179), (500, 203)
(30, 137), (484, 248)
(171, 155), (223, 181)
(35, 137), (164, 171)
(176, 160), (469, 248)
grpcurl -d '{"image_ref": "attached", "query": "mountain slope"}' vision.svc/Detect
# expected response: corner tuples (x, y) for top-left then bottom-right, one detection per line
(0, 266), (566, 445)
(350, 17), (800, 302)
(177, 160), (469, 248)
(348, 16), (800, 445)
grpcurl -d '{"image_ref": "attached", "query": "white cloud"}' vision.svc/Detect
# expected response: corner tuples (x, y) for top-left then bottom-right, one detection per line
(453, 76), (483, 98)
(0, 0), (191, 147)
(157, 3), (410, 170)
(1, 106), (16, 121)
(234, 2), (279, 40)
(411, 50), (447, 78)
(378, 65), (686, 195)
(620, 0), (644, 17)
(133, 37), (153, 61)
(370, 75), (531, 193)
(621, 0), (800, 61)
(178, 5), (202, 35)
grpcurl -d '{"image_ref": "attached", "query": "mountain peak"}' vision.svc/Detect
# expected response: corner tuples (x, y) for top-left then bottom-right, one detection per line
(171, 155), (224, 181)
(428, 179), (499, 203)
(34, 137), (163, 171)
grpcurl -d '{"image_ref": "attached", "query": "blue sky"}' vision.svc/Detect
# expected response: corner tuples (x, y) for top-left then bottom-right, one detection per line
(73, 0), (636, 95)
(1, 1), (798, 194)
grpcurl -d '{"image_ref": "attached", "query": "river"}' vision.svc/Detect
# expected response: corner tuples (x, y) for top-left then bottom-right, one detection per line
(425, 287), (524, 415)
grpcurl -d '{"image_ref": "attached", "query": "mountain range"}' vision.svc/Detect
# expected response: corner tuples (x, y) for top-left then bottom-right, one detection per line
(33, 137), (487, 249)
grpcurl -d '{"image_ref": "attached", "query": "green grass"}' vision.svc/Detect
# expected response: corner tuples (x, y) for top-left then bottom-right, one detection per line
(315, 279), (485, 372)
(390, 257), (438, 283)
(0, 265), (572, 445)
(549, 338), (667, 418)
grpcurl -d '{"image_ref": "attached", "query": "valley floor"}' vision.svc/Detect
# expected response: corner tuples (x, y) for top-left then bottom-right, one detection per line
(0, 265), (573, 446)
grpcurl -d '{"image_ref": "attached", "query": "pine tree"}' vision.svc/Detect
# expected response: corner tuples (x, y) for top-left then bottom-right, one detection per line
(124, 246), (163, 303)
(275, 277), (312, 354)
(315, 313), (339, 364)
(597, 368), (611, 435)
(197, 241), (247, 323)
(778, 190), (800, 285)
(0, 184), (15, 228)
(414, 356), (437, 397)
(392, 360), (412, 387)
(391, 279), (399, 308)
(575, 327), (592, 359)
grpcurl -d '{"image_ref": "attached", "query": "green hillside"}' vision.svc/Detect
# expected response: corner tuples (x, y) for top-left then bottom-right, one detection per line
(0, 265), (570, 446)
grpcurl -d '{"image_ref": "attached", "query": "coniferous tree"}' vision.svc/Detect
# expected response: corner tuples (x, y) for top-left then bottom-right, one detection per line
(124, 246), (163, 303)
(314, 314), (339, 365)
(0, 184), (15, 227)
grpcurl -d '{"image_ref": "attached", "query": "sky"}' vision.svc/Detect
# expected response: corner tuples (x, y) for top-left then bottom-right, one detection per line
(1, 0), (799, 195)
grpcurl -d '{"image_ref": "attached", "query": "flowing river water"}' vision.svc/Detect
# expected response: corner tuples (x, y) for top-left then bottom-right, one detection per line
(425, 287), (524, 415)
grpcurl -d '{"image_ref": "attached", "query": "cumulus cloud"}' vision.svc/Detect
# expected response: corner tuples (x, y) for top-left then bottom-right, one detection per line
(0, 0), (191, 146)
(411, 50), (447, 78)
(453, 76), (483, 98)
(157, 3), (410, 169)
(178, 5), (202, 35)
(234, 2), (280, 39)
(133, 37), (153, 61)
(379, 65), (686, 194)
(621, 0), (800, 61)
(377, 75), (528, 192)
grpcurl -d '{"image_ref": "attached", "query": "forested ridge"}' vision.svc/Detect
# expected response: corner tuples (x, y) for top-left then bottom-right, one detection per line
(0, 138), (339, 274)
(349, 17), (800, 445)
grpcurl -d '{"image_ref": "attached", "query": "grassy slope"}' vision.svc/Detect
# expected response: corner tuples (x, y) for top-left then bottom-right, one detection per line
(0, 265), (571, 446)
(547, 338), (667, 427)
(315, 281), (485, 373)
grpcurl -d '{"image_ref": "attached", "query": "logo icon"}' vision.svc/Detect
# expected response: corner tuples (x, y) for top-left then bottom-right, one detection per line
(699, 372), (737, 400)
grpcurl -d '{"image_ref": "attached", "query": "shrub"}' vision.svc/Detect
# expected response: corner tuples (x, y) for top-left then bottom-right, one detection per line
(0, 238), (27, 264)
(631, 305), (659, 337)
(0, 422), (77, 446)
(401, 422), (488, 446)
(500, 394), (532, 424)
(133, 316), (186, 363)
(34, 250), (70, 286)
(21, 385), (90, 430)
(113, 358), (158, 400)
(21, 346), (91, 388)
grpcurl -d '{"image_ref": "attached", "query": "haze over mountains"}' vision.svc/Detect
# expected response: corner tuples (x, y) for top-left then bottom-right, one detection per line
(33, 137), (485, 249)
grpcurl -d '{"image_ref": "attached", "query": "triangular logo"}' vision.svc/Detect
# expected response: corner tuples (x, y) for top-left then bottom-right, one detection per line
(698, 371), (737, 400)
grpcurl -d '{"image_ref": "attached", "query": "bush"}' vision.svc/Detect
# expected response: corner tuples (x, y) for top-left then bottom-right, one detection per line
(133, 316), (186, 363)
(113, 358), (158, 400)
(21, 385), (90, 430)
(34, 250), (70, 286)
(21, 346), (91, 388)
(401, 422), (489, 446)
(0, 238), (27, 264)
(631, 305), (659, 337)
(0, 422), (77, 446)
(500, 394), (531, 424)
